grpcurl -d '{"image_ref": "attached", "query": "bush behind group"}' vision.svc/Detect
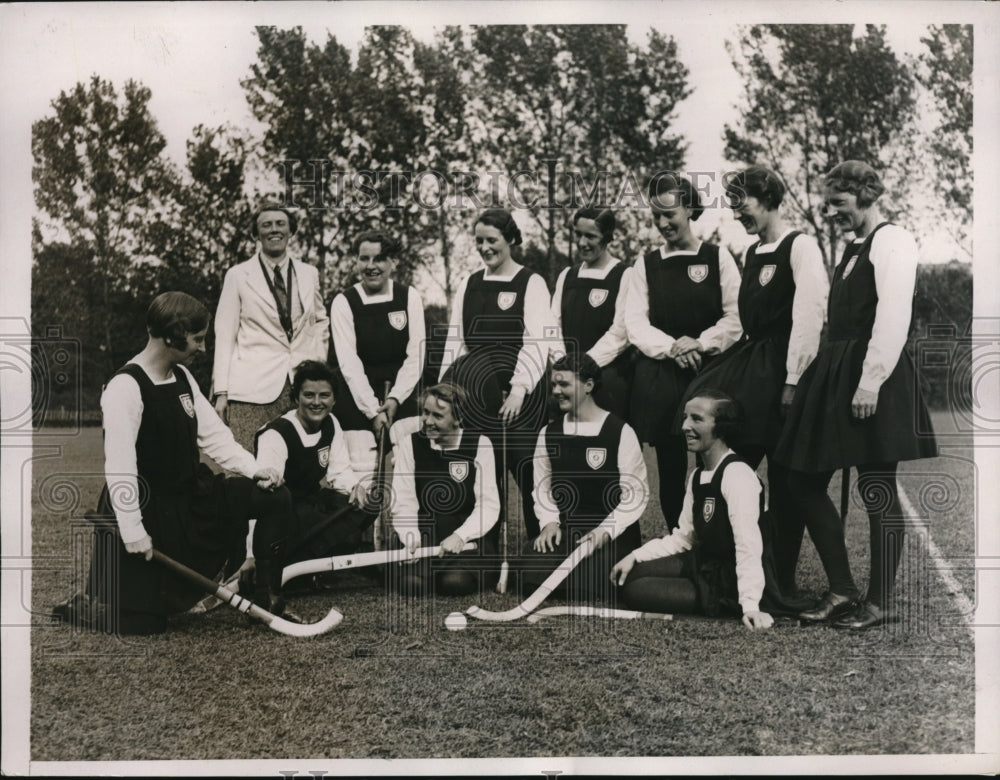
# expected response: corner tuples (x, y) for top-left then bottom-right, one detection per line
(30, 262), (973, 425)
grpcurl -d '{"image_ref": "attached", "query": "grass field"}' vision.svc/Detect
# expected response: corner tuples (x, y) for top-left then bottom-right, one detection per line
(28, 412), (976, 762)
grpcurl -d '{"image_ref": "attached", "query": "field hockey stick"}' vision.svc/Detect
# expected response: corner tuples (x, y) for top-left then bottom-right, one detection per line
(187, 568), (242, 614)
(281, 542), (478, 586)
(496, 390), (510, 594)
(525, 605), (675, 624)
(839, 467), (850, 525)
(152, 549), (343, 637)
(466, 535), (595, 622)
(197, 502), (352, 606)
(525, 606), (799, 628)
(372, 379), (393, 552)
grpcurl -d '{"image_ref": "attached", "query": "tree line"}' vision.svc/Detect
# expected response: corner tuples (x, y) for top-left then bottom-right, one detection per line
(31, 23), (972, 413)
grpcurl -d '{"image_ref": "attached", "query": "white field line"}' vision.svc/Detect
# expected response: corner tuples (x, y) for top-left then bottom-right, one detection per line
(898, 485), (976, 639)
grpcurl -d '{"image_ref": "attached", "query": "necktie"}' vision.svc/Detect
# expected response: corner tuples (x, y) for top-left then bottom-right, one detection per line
(274, 266), (286, 297)
(273, 266), (293, 339)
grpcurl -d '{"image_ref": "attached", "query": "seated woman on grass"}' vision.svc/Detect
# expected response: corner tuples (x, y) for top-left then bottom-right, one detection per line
(390, 383), (501, 596)
(610, 389), (807, 630)
(518, 352), (646, 601)
(247, 360), (379, 608)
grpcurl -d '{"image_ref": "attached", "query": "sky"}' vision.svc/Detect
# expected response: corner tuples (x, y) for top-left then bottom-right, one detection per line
(4, 2), (967, 261)
(10, 6), (933, 165)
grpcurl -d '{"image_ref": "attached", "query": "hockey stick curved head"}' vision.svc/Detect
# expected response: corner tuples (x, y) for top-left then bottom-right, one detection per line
(463, 603), (536, 622)
(152, 549), (344, 637)
(464, 539), (596, 623)
(264, 605), (344, 637)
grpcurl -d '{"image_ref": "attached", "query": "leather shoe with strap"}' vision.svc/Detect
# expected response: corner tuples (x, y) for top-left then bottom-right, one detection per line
(799, 591), (858, 623)
(832, 600), (892, 630)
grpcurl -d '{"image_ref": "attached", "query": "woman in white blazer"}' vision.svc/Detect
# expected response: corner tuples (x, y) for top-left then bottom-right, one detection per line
(212, 202), (329, 448)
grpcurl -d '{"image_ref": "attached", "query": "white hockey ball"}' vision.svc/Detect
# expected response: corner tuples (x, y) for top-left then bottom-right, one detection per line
(444, 611), (468, 632)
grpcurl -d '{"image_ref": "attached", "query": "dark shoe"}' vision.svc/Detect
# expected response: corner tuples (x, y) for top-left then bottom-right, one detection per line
(276, 606), (304, 624)
(51, 593), (82, 622)
(310, 573), (340, 591)
(266, 593), (287, 615)
(832, 600), (893, 630)
(237, 563), (257, 597)
(799, 591), (858, 623)
(51, 593), (108, 631)
(250, 558), (279, 608)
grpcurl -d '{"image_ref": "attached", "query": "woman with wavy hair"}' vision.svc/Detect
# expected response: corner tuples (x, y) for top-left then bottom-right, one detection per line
(625, 174), (743, 531)
(550, 206), (633, 419)
(678, 165), (829, 594)
(775, 160), (938, 630)
(439, 208), (555, 540)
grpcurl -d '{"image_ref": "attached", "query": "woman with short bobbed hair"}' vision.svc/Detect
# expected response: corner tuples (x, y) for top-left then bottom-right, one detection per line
(611, 389), (807, 630)
(550, 206), (634, 419)
(438, 208), (556, 541)
(774, 160), (938, 630)
(625, 173), (743, 531)
(390, 382), (501, 596)
(676, 164), (829, 594)
(54, 292), (289, 634)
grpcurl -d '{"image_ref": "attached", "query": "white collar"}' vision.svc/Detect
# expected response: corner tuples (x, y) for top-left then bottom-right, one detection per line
(482, 263), (523, 281)
(659, 243), (700, 259)
(259, 252), (291, 274)
(355, 280), (394, 302)
(755, 228), (794, 253)
(577, 257), (621, 277)
(429, 428), (463, 452)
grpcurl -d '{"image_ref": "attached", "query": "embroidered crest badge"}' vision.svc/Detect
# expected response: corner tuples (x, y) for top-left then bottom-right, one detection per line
(388, 310), (407, 331)
(702, 497), (715, 522)
(497, 291), (517, 311)
(449, 461), (469, 482)
(841, 256), (858, 280)
(758, 264), (776, 287)
(588, 288), (609, 307)
(586, 447), (607, 470)
(179, 394), (195, 418)
(317, 446), (330, 468)
(687, 264), (709, 283)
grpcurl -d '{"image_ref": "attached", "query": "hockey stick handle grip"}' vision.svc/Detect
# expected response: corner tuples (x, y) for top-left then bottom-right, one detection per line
(153, 549), (228, 595)
(281, 541), (477, 585)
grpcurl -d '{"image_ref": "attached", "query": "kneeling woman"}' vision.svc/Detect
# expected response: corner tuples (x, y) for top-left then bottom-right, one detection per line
(520, 353), (647, 600)
(610, 390), (805, 629)
(390, 383), (500, 596)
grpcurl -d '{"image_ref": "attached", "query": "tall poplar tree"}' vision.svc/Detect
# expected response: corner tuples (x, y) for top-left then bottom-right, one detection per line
(32, 76), (179, 378)
(916, 24), (972, 257)
(470, 25), (691, 286)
